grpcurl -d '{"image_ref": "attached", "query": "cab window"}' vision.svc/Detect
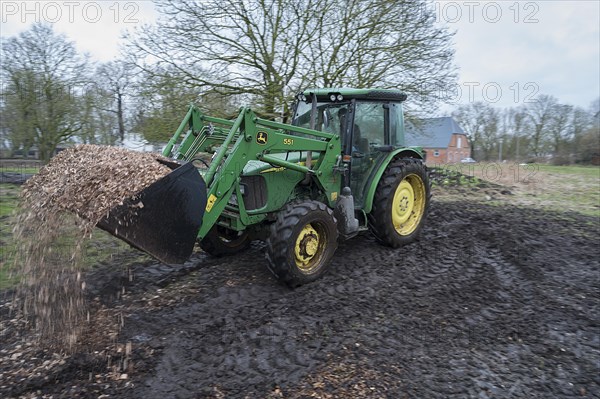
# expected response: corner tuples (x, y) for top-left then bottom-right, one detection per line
(353, 102), (386, 149)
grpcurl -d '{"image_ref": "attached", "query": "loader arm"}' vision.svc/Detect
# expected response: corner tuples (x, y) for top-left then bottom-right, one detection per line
(163, 106), (343, 240)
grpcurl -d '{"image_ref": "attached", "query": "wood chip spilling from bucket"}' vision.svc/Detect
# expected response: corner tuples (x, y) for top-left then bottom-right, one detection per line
(12, 145), (172, 348)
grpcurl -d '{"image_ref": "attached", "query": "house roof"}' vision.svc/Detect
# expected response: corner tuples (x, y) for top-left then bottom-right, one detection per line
(405, 117), (465, 148)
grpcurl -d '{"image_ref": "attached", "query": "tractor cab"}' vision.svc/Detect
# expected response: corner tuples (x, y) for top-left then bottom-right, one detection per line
(292, 88), (408, 206)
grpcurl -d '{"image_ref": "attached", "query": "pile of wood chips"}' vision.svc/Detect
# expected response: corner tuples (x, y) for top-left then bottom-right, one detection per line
(13, 145), (173, 349)
(21, 145), (172, 226)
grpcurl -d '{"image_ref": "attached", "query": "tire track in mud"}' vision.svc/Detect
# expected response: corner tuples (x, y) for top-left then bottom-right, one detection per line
(334, 202), (597, 399)
(3, 200), (598, 398)
(123, 247), (350, 398)
(124, 201), (599, 399)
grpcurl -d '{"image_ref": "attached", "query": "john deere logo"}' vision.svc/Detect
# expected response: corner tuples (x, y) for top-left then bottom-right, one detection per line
(256, 131), (268, 145)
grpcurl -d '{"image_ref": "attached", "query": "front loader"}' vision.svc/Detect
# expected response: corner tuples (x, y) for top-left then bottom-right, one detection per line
(98, 88), (431, 287)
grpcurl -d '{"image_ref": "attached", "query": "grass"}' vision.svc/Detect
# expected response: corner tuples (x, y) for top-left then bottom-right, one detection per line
(516, 164), (599, 217)
(432, 162), (600, 217)
(535, 164), (600, 177)
(432, 162), (600, 181)
(1, 166), (41, 174)
(0, 184), (20, 217)
(0, 185), (21, 289)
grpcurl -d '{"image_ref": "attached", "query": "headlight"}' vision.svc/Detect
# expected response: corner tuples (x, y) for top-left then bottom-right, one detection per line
(330, 94), (337, 102)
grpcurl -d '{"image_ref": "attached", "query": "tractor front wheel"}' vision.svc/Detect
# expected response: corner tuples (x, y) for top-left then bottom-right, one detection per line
(266, 201), (338, 287)
(368, 158), (431, 248)
(200, 225), (251, 257)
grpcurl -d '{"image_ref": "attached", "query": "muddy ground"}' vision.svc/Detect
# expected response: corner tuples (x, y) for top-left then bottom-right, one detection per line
(1, 182), (599, 398)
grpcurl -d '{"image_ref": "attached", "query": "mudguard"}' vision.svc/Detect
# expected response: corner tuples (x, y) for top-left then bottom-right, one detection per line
(362, 148), (424, 214)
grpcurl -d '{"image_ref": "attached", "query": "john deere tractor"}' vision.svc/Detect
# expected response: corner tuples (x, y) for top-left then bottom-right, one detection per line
(98, 88), (431, 287)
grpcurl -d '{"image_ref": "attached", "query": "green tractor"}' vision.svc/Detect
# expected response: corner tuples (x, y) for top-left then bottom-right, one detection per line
(98, 88), (431, 287)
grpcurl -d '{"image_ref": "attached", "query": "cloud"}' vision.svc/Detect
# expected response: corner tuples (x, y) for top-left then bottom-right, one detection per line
(0, 1), (158, 62)
(437, 0), (599, 109)
(1, 0), (598, 109)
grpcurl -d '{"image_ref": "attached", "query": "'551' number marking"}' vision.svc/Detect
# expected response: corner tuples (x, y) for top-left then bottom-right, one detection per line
(283, 138), (294, 145)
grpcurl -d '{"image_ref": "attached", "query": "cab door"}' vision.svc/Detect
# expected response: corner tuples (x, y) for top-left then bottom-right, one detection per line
(349, 102), (390, 206)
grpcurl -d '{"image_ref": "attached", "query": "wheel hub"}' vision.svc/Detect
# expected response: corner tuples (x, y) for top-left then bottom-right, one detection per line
(295, 224), (320, 270)
(393, 180), (415, 222)
(391, 174), (425, 236)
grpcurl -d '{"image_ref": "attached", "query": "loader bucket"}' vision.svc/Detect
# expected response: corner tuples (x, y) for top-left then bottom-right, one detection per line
(97, 160), (207, 264)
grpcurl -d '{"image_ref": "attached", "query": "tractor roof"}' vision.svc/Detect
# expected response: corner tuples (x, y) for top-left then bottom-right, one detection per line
(300, 88), (407, 102)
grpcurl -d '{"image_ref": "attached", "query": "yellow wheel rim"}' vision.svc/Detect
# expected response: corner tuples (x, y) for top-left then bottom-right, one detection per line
(391, 174), (426, 236)
(294, 223), (324, 273)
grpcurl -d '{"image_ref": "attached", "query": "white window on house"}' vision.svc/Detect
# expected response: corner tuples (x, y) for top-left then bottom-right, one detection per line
(457, 137), (462, 148)
(434, 150), (440, 157)
(448, 152), (452, 161)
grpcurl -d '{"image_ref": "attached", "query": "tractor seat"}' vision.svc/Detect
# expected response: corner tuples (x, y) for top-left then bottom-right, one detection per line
(353, 125), (370, 153)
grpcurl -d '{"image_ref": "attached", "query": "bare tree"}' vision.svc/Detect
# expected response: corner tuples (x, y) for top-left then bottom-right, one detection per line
(575, 98), (600, 164)
(131, 66), (238, 143)
(96, 61), (133, 143)
(77, 87), (120, 145)
(525, 94), (558, 158)
(0, 69), (38, 157)
(547, 103), (573, 160)
(125, 0), (456, 119)
(0, 23), (90, 161)
(125, 0), (321, 119)
(500, 107), (530, 161)
(453, 97), (599, 164)
(571, 106), (592, 137)
(452, 102), (499, 160)
(306, 0), (456, 113)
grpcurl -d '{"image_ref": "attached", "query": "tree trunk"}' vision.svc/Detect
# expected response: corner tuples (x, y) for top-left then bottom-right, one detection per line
(38, 145), (51, 163)
(38, 138), (57, 163)
(117, 90), (125, 142)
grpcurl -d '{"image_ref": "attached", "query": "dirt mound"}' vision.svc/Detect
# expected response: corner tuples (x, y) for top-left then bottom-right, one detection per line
(11, 145), (171, 348)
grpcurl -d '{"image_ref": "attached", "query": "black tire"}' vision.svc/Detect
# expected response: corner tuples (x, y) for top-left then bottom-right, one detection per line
(368, 158), (431, 248)
(199, 225), (251, 256)
(266, 201), (338, 287)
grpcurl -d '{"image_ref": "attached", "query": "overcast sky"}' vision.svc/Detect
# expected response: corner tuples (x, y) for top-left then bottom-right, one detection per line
(1, 1), (598, 112)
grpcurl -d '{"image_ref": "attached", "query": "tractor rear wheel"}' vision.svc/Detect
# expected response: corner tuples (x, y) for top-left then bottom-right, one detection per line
(266, 201), (338, 287)
(368, 158), (430, 248)
(200, 225), (251, 257)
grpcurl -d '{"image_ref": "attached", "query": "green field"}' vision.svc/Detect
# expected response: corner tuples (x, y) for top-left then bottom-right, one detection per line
(433, 162), (600, 217)
(432, 162), (599, 179)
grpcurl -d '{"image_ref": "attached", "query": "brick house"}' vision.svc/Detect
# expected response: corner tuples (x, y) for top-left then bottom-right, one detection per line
(405, 117), (471, 164)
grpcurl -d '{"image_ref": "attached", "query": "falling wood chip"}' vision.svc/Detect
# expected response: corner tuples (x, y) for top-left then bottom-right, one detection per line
(13, 144), (173, 349)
